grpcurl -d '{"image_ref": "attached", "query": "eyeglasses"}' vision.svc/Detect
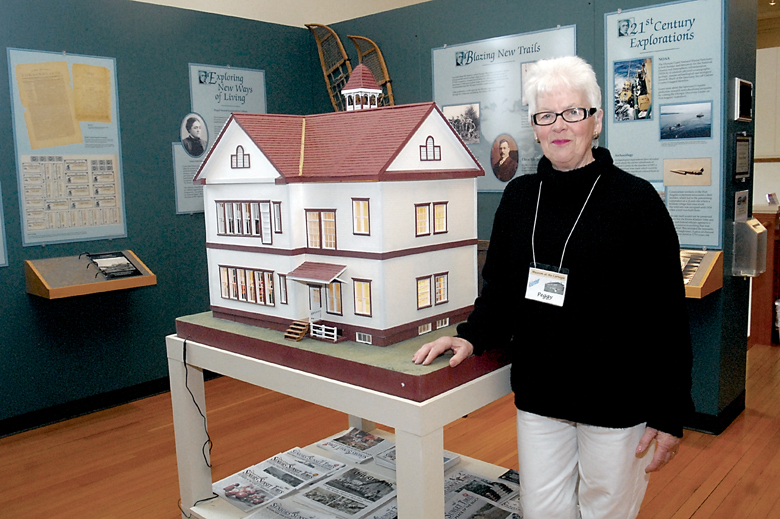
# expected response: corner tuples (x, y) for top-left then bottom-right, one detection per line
(532, 107), (598, 126)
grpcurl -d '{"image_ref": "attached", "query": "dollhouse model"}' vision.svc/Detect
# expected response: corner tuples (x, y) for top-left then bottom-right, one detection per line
(193, 65), (484, 346)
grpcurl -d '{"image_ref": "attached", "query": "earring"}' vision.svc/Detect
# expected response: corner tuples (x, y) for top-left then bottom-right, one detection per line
(535, 136), (540, 143)
(593, 132), (600, 140)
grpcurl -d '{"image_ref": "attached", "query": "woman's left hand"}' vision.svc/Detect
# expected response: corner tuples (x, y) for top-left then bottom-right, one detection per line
(636, 427), (681, 473)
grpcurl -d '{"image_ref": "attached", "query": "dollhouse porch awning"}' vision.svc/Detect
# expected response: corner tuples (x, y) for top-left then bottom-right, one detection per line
(287, 262), (347, 285)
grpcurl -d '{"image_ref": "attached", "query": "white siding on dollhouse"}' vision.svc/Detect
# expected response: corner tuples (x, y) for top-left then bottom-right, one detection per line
(198, 122), (280, 184)
(385, 112), (481, 172)
(375, 248), (476, 329)
(379, 179), (478, 252)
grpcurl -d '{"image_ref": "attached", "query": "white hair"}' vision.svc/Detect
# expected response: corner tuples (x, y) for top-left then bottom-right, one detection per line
(524, 56), (602, 125)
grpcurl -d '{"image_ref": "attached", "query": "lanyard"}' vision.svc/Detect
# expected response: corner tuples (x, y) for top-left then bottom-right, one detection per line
(531, 175), (601, 272)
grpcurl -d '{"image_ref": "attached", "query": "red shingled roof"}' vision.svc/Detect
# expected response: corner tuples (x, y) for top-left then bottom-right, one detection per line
(196, 102), (483, 184)
(236, 102), (441, 182)
(286, 262), (347, 284)
(342, 63), (381, 92)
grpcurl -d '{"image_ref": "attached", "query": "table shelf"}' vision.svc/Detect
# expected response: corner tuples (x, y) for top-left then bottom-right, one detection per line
(187, 431), (509, 519)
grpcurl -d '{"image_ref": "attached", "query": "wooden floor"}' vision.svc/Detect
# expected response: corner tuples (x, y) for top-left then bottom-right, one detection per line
(1, 343), (779, 519)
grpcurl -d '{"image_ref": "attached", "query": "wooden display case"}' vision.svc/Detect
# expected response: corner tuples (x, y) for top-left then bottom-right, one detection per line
(25, 249), (156, 299)
(749, 206), (780, 347)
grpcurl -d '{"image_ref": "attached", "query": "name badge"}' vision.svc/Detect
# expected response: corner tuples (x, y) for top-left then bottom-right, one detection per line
(525, 265), (568, 307)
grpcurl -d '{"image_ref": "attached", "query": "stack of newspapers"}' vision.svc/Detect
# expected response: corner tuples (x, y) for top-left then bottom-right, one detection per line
(442, 468), (522, 518)
(212, 428), (522, 519)
(213, 447), (347, 513)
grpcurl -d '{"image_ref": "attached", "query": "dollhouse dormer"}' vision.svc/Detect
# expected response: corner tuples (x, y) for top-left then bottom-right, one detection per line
(341, 63), (382, 111)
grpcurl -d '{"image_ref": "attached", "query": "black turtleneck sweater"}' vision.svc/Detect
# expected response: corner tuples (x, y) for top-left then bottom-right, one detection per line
(457, 147), (693, 437)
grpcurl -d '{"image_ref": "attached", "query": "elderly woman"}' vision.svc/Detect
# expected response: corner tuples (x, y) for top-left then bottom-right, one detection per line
(413, 56), (692, 519)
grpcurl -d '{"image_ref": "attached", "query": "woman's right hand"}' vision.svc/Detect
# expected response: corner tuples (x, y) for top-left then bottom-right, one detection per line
(412, 336), (474, 367)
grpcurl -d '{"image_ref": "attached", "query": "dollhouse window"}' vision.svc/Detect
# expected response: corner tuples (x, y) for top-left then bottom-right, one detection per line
(273, 202), (283, 233)
(219, 267), (229, 298)
(250, 203), (261, 236)
(435, 273), (448, 304)
(233, 203), (242, 234)
(242, 203), (252, 235)
(433, 202), (448, 234)
(254, 270), (275, 306)
(354, 280), (372, 317)
(306, 210), (337, 249)
(231, 146), (250, 168)
(260, 202), (273, 245)
(237, 269), (248, 300)
(264, 272), (275, 305)
(352, 199), (370, 235)
(415, 202), (448, 237)
(415, 204), (430, 236)
(278, 274), (288, 304)
(219, 265), (275, 306)
(417, 277), (432, 309)
(419, 136), (441, 161)
(216, 203), (227, 234)
(225, 203), (235, 233)
(327, 281), (343, 315)
(247, 271), (256, 303)
(217, 200), (278, 240)
(227, 268), (237, 299)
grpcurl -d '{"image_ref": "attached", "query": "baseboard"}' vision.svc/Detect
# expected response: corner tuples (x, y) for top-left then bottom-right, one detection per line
(0, 372), (219, 438)
(684, 390), (746, 435)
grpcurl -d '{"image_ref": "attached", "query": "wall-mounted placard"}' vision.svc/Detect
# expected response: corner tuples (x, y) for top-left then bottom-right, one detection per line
(172, 64), (266, 214)
(734, 134), (752, 182)
(7, 48), (126, 246)
(432, 26), (576, 192)
(605, 0), (724, 249)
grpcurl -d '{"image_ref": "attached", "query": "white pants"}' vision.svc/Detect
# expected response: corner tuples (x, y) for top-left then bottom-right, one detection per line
(516, 410), (653, 519)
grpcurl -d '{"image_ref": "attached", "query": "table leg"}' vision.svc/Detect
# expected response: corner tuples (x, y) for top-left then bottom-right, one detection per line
(168, 352), (214, 518)
(395, 427), (445, 518)
(348, 415), (376, 432)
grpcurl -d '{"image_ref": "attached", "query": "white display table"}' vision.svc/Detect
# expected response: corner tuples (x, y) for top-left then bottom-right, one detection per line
(166, 316), (512, 519)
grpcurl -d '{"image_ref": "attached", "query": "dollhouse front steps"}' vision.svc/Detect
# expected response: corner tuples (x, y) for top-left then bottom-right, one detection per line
(284, 320), (310, 341)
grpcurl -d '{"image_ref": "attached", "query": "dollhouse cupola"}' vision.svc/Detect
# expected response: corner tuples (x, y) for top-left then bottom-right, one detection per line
(341, 63), (382, 111)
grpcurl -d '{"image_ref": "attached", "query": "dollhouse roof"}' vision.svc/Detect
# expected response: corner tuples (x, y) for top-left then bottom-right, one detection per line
(193, 102), (483, 184)
(342, 63), (382, 93)
(286, 262), (348, 284)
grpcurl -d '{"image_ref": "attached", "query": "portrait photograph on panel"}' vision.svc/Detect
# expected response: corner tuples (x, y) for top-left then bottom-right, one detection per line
(617, 17), (633, 37)
(180, 113), (208, 157)
(490, 134), (519, 182)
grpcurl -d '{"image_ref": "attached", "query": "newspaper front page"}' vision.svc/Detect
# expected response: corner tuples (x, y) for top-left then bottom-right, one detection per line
(318, 428), (394, 464)
(294, 467), (397, 518)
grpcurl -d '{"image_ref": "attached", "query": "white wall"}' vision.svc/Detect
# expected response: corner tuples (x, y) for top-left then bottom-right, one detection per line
(754, 47), (780, 206)
(128, 0), (434, 27)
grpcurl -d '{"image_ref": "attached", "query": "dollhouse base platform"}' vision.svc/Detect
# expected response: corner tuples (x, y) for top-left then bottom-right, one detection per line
(175, 311), (510, 402)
